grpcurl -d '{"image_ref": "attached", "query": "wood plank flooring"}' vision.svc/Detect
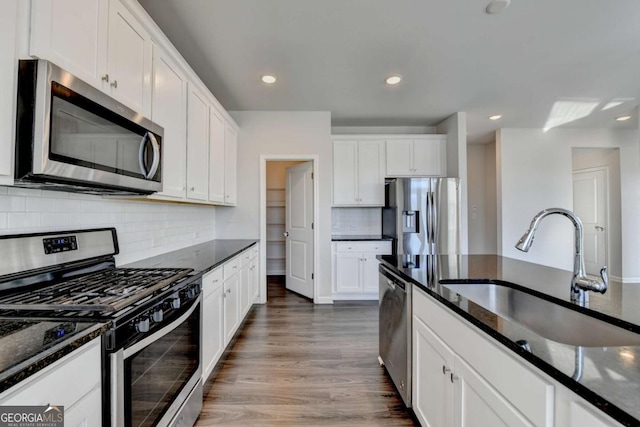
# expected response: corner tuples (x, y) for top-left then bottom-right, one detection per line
(197, 277), (417, 426)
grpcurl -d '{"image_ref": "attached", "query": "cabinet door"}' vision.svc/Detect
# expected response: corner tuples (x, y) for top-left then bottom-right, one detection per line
(106, 0), (153, 117)
(0, 0), (19, 183)
(357, 140), (385, 205)
(202, 285), (224, 381)
(152, 47), (187, 199)
(186, 86), (209, 201)
(30, 0), (109, 90)
(334, 253), (363, 292)
(362, 256), (381, 293)
(240, 263), (250, 317)
(454, 355), (532, 427)
(208, 109), (226, 203)
(250, 257), (259, 302)
(385, 140), (413, 176)
(413, 316), (455, 427)
(64, 386), (102, 427)
(333, 140), (358, 205)
(223, 125), (238, 205)
(413, 138), (445, 176)
(223, 274), (240, 345)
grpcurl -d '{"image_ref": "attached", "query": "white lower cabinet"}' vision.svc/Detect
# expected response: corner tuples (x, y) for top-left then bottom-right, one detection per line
(223, 267), (240, 346)
(0, 337), (101, 421)
(332, 241), (392, 300)
(413, 287), (554, 427)
(202, 245), (259, 382)
(202, 267), (224, 381)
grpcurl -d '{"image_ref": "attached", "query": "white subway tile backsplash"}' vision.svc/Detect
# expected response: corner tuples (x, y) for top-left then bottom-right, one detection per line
(0, 186), (217, 264)
(8, 212), (42, 229)
(8, 187), (41, 197)
(0, 196), (26, 212)
(331, 207), (382, 235)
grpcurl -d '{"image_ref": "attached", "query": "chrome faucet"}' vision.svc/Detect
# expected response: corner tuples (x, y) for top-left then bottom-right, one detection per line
(515, 208), (608, 304)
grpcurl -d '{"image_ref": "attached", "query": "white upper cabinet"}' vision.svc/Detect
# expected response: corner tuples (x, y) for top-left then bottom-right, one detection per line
(151, 46), (187, 199)
(208, 109), (226, 204)
(28, 0), (240, 206)
(332, 138), (385, 206)
(106, 0), (153, 117)
(224, 125), (238, 205)
(186, 85), (210, 201)
(386, 136), (446, 177)
(31, 0), (152, 117)
(0, 0), (20, 185)
(30, 0), (109, 90)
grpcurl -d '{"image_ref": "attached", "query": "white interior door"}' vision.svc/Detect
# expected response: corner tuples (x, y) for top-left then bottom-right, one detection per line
(573, 168), (608, 275)
(285, 162), (314, 299)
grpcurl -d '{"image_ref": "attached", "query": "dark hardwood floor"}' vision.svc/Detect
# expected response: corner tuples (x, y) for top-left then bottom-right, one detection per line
(197, 276), (417, 426)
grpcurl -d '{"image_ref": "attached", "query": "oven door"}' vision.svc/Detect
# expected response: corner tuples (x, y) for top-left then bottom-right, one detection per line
(111, 297), (202, 427)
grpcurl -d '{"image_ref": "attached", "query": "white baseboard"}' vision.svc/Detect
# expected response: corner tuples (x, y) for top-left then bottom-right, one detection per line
(315, 296), (334, 304)
(332, 292), (379, 301)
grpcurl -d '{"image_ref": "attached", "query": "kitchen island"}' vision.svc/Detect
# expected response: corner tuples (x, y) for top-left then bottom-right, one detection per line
(379, 254), (640, 426)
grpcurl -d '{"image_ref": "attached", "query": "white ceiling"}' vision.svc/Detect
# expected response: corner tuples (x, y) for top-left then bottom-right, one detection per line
(138, 0), (640, 143)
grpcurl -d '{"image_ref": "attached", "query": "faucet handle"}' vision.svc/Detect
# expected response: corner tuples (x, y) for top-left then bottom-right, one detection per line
(599, 266), (608, 293)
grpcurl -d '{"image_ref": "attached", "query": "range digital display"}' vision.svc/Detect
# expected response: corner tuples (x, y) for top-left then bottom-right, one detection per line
(43, 235), (78, 254)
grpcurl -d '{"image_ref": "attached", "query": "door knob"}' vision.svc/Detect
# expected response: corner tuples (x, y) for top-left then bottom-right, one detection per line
(595, 226), (605, 231)
(283, 231), (289, 237)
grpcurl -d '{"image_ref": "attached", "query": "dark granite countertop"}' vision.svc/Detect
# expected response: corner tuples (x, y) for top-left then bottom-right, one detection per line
(0, 320), (109, 394)
(331, 234), (392, 241)
(122, 239), (258, 275)
(379, 254), (640, 426)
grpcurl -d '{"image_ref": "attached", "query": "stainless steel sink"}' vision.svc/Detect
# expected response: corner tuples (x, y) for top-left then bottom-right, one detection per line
(443, 283), (640, 347)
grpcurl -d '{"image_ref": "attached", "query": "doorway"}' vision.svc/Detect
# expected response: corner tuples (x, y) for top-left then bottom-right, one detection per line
(571, 148), (621, 281)
(260, 156), (319, 303)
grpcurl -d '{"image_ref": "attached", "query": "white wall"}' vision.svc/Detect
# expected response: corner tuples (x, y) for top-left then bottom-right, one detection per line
(0, 187), (216, 265)
(467, 143), (497, 254)
(436, 112), (469, 254)
(572, 148), (622, 279)
(331, 126), (436, 135)
(496, 128), (640, 281)
(215, 111), (333, 301)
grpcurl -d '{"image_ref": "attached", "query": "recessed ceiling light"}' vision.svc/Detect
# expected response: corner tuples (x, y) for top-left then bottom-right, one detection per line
(616, 115), (632, 121)
(489, 114), (503, 120)
(385, 75), (402, 85)
(485, 0), (510, 14)
(261, 75), (277, 84)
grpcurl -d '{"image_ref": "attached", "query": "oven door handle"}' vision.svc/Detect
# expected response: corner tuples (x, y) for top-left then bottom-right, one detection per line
(123, 296), (200, 359)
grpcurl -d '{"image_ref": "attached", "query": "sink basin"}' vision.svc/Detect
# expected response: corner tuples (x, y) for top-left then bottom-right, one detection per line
(443, 283), (640, 347)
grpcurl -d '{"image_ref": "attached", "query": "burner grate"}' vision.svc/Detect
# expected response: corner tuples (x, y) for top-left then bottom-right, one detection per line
(0, 268), (193, 312)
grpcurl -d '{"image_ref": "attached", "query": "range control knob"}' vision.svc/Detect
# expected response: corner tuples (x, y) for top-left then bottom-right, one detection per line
(168, 297), (180, 310)
(136, 317), (150, 333)
(151, 309), (164, 323)
(185, 286), (196, 299)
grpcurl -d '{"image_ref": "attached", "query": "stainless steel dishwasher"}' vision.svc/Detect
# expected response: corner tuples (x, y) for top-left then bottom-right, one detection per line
(379, 263), (412, 407)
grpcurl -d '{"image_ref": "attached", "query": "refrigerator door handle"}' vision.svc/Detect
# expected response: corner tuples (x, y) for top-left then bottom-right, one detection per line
(431, 180), (441, 254)
(424, 189), (431, 252)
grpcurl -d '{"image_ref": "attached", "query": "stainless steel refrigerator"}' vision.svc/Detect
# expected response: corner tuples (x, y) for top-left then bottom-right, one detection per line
(382, 177), (461, 256)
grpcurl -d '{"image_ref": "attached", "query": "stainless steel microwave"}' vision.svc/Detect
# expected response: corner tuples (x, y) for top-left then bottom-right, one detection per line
(14, 60), (163, 195)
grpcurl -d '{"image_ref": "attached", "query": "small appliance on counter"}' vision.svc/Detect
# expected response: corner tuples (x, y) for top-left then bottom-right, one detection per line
(0, 228), (202, 427)
(15, 60), (163, 195)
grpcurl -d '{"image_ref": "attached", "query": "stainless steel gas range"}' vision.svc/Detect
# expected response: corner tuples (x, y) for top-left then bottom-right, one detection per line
(0, 228), (203, 427)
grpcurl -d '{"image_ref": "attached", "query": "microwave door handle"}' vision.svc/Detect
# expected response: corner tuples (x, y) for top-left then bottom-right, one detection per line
(146, 132), (160, 179)
(138, 133), (149, 178)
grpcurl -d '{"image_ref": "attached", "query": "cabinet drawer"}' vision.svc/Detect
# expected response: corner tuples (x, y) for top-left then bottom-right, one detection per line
(202, 267), (223, 297)
(223, 256), (241, 280)
(0, 338), (101, 408)
(335, 241), (392, 254)
(240, 249), (252, 266)
(250, 245), (259, 259)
